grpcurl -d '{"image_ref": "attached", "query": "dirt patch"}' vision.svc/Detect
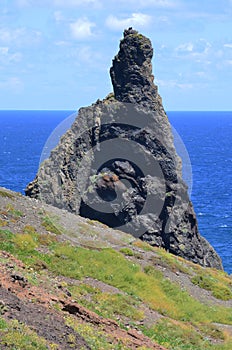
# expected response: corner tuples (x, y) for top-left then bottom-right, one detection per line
(0, 287), (90, 349)
(0, 251), (167, 349)
(62, 300), (166, 350)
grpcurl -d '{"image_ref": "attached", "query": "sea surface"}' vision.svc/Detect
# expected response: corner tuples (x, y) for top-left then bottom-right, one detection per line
(0, 110), (231, 274)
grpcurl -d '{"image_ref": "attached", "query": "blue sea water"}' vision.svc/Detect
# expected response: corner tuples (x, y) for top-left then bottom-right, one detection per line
(0, 110), (231, 274)
(168, 111), (232, 275)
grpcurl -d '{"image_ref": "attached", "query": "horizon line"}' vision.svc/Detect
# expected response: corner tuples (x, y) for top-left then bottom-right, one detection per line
(0, 109), (232, 112)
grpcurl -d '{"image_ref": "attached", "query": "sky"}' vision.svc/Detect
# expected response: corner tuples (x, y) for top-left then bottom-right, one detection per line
(1, 0), (232, 111)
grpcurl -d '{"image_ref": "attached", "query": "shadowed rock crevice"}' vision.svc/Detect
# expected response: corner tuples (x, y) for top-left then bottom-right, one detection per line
(26, 28), (223, 270)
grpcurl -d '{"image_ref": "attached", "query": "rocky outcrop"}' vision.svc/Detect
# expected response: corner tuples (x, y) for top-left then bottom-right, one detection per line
(110, 28), (157, 104)
(26, 28), (223, 270)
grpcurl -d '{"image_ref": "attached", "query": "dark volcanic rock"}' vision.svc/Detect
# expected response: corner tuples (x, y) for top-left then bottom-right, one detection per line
(110, 28), (157, 105)
(26, 28), (223, 270)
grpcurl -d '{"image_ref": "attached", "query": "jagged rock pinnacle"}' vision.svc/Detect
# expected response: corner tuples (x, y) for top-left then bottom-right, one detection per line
(26, 29), (223, 270)
(110, 28), (158, 104)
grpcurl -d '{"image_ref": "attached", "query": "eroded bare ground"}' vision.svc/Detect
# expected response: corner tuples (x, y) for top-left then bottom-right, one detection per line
(1, 187), (232, 348)
(0, 251), (166, 350)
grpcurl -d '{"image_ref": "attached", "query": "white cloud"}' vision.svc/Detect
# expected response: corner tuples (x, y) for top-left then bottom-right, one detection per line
(0, 77), (23, 92)
(195, 71), (206, 78)
(15, 0), (52, 6)
(0, 46), (22, 65)
(224, 43), (232, 49)
(0, 27), (42, 47)
(0, 28), (25, 44)
(156, 79), (193, 89)
(0, 47), (9, 55)
(115, 0), (178, 8)
(143, 0), (177, 7)
(55, 40), (70, 46)
(70, 18), (95, 39)
(15, 0), (101, 7)
(16, 0), (32, 6)
(77, 46), (93, 63)
(53, 0), (100, 6)
(64, 45), (103, 68)
(224, 60), (232, 65)
(176, 42), (194, 53)
(0, 47), (22, 63)
(106, 13), (151, 31)
(175, 39), (211, 58)
(54, 11), (64, 22)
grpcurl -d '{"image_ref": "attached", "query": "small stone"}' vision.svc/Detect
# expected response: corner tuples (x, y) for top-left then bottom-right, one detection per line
(0, 300), (6, 307)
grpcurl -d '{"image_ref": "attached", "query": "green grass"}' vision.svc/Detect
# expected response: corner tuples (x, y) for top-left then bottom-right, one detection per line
(119, 247), (134, 256)
(65, 315), (131, 350)
(14, 233), (38, 252)
(142, 318), (232, 350)
(191, 273), (232, 301)
(41, 215), (63, 235)
(0, 318), (49, 350)
(1, 232), (232, 326)
(69, 283), (143, 321)
(0, 189), (15, 199)
(154, 247), (193, 274)
(0, 317), (8, 329)
(0, 229), (15, 251)
(0, 218), (7, 227)
(1, 226), (232, 349)
(143, 319), (205, 349)
(77, 222), (99, 237)
(132, 239), (155, 251)
(1, 203), (23, 219)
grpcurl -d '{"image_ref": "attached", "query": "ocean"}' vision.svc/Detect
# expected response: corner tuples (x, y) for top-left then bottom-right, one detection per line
(0, 110), (231, 274)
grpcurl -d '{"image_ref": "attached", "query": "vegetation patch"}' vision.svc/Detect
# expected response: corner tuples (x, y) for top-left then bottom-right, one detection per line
(13, 232), (38, 252)
(0, 189), (15, 199)
(69, 283), (143, 321)
(34, 244), (232, 325)
(1, 220), (232, 349)
(119, 247), (134, 256)
(142, 318), (232, 350)
(1, 203), (23, 221)
(65, 315), (130, 349)
(154, 247), (192, 274)
(41, 215), (63, 235)
(1, 232), (232, 327)
(0, 318), (49, 350)
(191, 273), (232, 300)
(78, 222), (99, 237)
(37, 232), (58, 246)
(0, 218), (7, 227)
(132, 240), (155, 251)
(23, 225), (37, 235)
(0, 229), (15, 251)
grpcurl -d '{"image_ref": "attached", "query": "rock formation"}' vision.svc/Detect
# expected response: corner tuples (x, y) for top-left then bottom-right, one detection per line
(26, 28), (223, 270)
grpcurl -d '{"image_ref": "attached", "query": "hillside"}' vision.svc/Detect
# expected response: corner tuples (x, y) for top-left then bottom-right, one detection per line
(0, 186), (232, 349)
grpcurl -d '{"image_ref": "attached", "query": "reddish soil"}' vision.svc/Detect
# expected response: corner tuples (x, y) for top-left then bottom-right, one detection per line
(0, 251), (167, 350)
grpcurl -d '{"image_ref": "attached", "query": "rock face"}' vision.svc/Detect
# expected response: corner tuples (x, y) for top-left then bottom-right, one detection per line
(110, 28), (157, 104)
(26, 28), (223, 270)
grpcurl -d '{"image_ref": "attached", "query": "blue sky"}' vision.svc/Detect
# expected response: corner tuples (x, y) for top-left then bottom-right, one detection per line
(1, 0), (232, 110)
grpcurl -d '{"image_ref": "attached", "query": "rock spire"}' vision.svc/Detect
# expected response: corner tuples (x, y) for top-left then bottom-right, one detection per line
(26, 29), (223, 270)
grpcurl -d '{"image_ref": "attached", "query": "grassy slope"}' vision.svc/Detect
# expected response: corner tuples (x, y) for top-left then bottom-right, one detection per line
(0, 187), (232, 350)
